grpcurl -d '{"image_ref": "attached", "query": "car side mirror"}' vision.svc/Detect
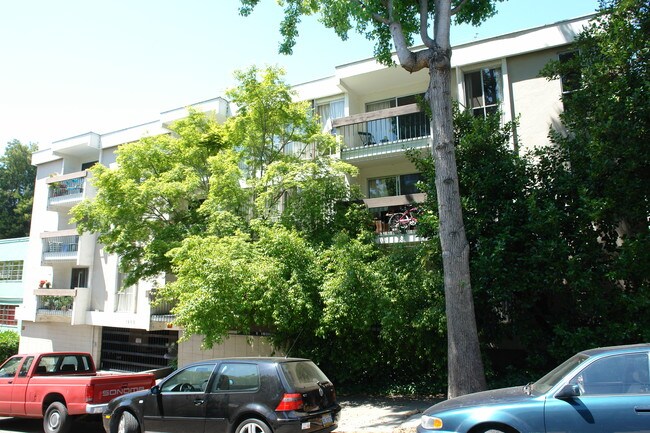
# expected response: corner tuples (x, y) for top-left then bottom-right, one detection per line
(151, 385), (160, 395)
(555, 384), (580, 399)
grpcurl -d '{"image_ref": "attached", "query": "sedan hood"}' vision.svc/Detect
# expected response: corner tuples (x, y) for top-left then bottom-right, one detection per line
(426, 386), (529, 414)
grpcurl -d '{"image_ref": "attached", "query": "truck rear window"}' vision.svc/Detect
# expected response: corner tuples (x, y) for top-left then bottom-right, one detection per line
(37, 354), (93, 374)
(280, 361), (330, 389)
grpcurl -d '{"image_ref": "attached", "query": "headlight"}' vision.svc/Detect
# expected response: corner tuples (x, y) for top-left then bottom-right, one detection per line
(420, 415), (443, 429)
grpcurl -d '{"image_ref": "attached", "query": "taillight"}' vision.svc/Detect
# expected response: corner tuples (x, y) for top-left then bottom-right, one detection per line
(275, 393), (303, 411)
(85, 384), (95, 403)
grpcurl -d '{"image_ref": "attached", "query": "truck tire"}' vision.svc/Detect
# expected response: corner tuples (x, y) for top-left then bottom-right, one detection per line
(117, 411), (140, 433)
(43, 401), (73, 433)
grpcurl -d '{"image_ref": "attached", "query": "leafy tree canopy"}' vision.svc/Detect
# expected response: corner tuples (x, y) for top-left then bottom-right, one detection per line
(0, 140), (37, 238)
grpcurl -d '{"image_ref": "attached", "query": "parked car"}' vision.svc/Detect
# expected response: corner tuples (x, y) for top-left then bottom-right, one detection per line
(0, 352), (156, 433)
(418, 343), (650, 433)
(102, 357), (340, 433)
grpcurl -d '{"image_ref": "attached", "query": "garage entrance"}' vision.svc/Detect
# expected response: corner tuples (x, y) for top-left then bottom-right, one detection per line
(100, 327), (178, 372)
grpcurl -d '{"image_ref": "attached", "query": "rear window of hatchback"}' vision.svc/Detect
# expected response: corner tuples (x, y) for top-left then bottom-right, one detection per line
(280, 361), (330, 388)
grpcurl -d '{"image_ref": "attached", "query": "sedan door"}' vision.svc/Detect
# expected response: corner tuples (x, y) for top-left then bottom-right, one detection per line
(544, 352), (650, 433)
(142, 362), (216, 433)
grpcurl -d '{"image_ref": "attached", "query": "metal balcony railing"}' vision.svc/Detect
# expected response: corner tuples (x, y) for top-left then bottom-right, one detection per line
(35, 289), (75, 318)
(332, 103), (431, 151)
(47, 171), (88, 209)
(42, 235), (79, 261)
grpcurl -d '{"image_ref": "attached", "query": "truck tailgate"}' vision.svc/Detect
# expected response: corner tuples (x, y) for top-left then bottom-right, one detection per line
(89, 373), (155, 404)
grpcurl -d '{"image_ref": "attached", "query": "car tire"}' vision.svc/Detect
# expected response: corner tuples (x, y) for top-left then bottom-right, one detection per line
(235, 418), (272, 433)
(117, 411), (140, 433)
(43, 401), (73, 433)
(480, 428), (514, 433)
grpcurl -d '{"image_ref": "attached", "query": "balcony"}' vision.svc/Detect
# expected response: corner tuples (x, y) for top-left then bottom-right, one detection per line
(332, 103), (431, 164)
(40, 230), (94, 266)
(46, 171), (89, 211)
(34, 287), (91, 325)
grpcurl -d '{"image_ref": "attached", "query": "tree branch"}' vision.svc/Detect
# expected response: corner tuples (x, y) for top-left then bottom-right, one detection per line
(450, 0), (471, 16)
(419, 0), (435, 48)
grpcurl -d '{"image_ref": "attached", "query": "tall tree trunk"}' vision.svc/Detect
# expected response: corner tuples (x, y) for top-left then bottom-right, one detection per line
(427, 1), (486, 397)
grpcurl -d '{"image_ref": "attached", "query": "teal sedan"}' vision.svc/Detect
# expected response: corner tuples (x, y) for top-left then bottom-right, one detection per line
(418, 344), (650, 433)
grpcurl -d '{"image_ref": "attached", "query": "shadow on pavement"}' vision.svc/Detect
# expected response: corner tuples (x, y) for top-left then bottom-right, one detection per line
(0, 417), (104, 433)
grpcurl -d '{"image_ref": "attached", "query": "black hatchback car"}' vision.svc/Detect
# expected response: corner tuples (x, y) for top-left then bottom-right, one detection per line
(102, 357), (339, 433)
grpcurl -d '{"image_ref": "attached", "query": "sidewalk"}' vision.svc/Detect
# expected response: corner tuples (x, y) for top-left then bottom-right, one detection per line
(334, 396), (438, 433)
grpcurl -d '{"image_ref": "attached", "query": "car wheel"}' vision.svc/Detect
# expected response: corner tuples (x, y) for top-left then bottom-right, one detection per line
(117, 411), (140, 433)
(479, 428), (515, 433)
(235, 418), (272, 433)
(43, 401), (73, 433)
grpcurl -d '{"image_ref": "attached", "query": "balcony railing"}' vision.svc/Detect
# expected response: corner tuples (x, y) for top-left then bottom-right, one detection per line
(42, 234), (79, 261)
(34, 287), (91, 324)
(47, 171), (88, 210)
(332, 103), (431, 161)
(40, 230), (94, 266)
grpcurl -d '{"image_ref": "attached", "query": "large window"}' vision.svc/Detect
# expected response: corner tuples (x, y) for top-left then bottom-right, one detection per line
(368, 173), (423, 198)
(465, 68), (502, 118)
(366, 94), (429, 143)
(315, 98), (344, 132)
(0, 305), (17, 326)
(0, 261), (23, 282)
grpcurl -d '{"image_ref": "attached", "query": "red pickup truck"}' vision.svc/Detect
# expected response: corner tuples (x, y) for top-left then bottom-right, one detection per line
(0, 351), (156, 433)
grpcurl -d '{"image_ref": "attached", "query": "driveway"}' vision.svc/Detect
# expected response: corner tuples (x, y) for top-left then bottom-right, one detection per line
(335, 396), (437, 433)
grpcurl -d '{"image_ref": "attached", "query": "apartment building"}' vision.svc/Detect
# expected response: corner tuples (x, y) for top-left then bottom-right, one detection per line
(17, 15), (591, 371)
(0, 237), (28, 332)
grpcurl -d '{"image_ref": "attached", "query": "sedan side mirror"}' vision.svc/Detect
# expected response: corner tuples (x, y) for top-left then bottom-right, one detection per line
(151, 385), (160, 395)
(555, 384), (580, 399)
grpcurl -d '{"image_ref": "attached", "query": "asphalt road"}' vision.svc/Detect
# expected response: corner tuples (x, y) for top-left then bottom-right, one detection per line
(0, 396), (435, 433)
(0, 417), (104, 433)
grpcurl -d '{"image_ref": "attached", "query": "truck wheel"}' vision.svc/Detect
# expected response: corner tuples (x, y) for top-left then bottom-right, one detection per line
(44, 401), (73, 433)
(117, 411), (140, 433)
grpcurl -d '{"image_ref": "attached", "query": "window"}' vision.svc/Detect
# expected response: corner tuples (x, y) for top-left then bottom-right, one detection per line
(18, 357), (34, 377)
(212, 363), (259, 392)
(558, 51), (580, 110)
(464, 68), (502, 118)
(0, 305), (17, 326)
(162, 363), (216, 393)
(368, 173), (423, 198)
(569, 353), (650, 395)
(315, 98), (344, 132)
(0, 261), (23, 282)
(0, 357), (22, 377)
(366, 94), (429, 142)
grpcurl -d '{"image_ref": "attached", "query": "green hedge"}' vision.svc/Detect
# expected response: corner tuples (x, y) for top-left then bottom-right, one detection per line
(0, 330), (19, 361)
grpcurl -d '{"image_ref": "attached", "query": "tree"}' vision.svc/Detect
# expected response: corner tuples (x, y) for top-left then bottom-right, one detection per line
(535, 0), (650, 357)
(0, 140), (37, 238)
(238, 0), (505, 396)
(71, 111), (227, 286)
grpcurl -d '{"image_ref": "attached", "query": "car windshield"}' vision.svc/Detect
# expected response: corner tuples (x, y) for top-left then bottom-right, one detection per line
(531, 353), (590, 394)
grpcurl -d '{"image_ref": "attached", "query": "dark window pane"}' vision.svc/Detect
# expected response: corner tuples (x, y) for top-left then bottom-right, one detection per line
(368, 177), (398, 198)
(400, 173), (423, 195)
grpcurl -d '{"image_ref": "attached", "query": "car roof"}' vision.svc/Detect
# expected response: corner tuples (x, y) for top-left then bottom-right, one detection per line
(185, 357), (311, 366)
(580, 343), (650, 357)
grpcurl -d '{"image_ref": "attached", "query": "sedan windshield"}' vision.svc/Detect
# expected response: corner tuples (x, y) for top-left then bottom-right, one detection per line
(531, 353), (590, 394)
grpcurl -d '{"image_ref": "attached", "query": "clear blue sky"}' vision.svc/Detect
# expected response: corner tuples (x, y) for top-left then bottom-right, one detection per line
(0, 0), (600, 154)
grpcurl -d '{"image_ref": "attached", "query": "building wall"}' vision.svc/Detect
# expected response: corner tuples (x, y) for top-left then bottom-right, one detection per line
(508, 48), (567, 151)
(19, 322), (100, 359)
(0, 237), (29, 331)
(177, 333), (278, 366)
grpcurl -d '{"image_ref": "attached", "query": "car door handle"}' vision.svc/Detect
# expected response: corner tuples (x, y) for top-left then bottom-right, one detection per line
(194, 399), (205, 406)
(635, 406), (650, 413)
